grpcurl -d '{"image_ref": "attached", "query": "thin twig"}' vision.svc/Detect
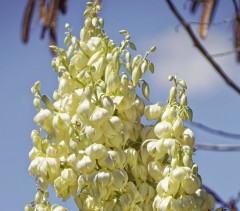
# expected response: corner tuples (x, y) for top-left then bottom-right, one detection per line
(211, 48), (240, 58)
(175, 18), (234, 32)
(188, 121), (240, 139)
(196, 143), (240, 151)
(165, 0), (240, 94)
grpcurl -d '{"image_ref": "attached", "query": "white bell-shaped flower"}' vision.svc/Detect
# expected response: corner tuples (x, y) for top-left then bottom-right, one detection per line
(85, 143), (107, 160)
(90, 107), (110, 125)
(77, 155), (96, 175)
(34, 109), (53, 133)
(94, 170), (112, 187)
(154, 121), (173, 139)
(171, 166), (191, 182)
(156, 176), (179, 196)
(112, 169), (128, 190)
(144, 103), (163, 120)
(148, 161), (164, 181)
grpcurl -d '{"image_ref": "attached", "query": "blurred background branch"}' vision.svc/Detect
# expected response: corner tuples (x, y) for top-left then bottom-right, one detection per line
(196, 143), (240, 151)
(189, 121), (240, 139)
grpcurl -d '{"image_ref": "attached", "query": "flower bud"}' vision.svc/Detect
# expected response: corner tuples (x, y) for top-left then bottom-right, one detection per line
(180, 93), (187, 106)
(142, 81), (150, 101)
(35, 191), (43, 204)
(169, 86), (177, 103)
(192, 164), (198, 175)
(183, 128), (195, 147)
(141, 61), (148, 73)
(35, 204), (48, 211)
(80, 28), (90, 42)
(24, 205), (32, 211)
(31, 81), (41, 94)
(132, 54), (141, 67)
(99, 18), (104, 27)
(84, 17), (91, 28)
(125, 52), (131, 63)
(161, 106), (175, 122)
(107, 71), (120, 92)
(132, 67), (142, 87)
(31, 130), (42, 149)
(173, 117), (184, 137)
(168, 75), (174, 81)
(51, 205), (68, 211)
(183, 153), (193, 167)
(178, 80), (187, 89)
(33, 97), (41, 109)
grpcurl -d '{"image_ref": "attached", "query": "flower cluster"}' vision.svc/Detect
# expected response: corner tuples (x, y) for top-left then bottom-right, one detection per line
(26, 2), (215, 211)
(143, 76), (215, 210)
(24, 189), (67, 211)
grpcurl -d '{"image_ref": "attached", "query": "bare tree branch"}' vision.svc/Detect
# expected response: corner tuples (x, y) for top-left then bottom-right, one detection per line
(165, 0), (240, 94)
(196, 143), (240, 151)
(188, 121), (240, 139)
(231, 0), (239, 14)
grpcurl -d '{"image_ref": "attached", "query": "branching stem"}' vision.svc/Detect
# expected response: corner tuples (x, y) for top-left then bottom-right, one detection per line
(165, 0), (240, 94)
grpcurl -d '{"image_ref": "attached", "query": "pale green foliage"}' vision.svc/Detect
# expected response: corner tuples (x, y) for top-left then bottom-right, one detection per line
(27, 2), (215, 211)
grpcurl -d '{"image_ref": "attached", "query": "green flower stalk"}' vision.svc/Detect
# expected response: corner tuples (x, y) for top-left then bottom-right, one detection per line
(27, 2), (215, 211)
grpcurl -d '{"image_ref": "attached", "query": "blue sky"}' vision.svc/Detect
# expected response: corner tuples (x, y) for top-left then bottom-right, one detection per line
(1, 0), (240, 210)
